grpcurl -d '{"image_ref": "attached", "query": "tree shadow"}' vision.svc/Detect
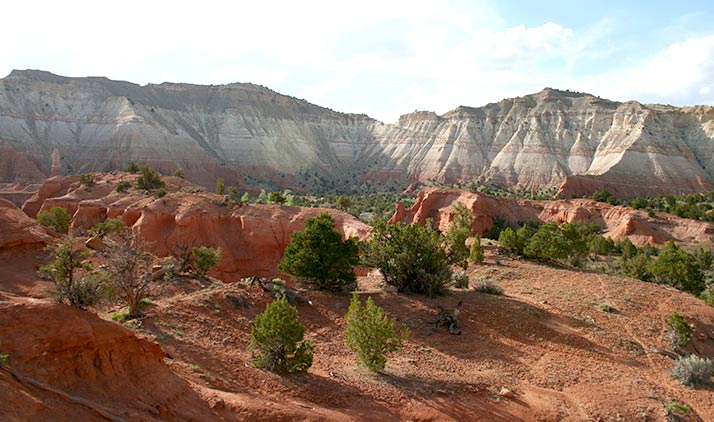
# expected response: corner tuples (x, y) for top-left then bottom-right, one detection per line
(377, 371), (530, 422)
(379, 289), (645, 370)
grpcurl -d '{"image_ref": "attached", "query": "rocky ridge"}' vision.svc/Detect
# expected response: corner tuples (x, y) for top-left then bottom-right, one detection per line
(2, 70), (714, 197)
(391, 187), (714, 246)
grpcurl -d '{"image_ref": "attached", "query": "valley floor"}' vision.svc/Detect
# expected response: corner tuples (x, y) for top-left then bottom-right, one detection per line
(1, 246), (713, 421)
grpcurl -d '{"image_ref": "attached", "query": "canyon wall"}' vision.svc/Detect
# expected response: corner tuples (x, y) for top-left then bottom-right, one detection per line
(2, 70), (714, 197)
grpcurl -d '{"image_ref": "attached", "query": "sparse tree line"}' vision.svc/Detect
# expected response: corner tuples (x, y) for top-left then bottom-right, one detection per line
(494, 219), (713, 298)
(590, 188), (714, 222)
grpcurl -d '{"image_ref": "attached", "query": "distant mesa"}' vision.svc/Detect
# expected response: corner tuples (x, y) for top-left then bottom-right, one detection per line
(1, 70), (713, 198)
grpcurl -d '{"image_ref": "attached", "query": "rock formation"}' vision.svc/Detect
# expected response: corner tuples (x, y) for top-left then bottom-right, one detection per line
(1, 70), (714, 198)
(0, 198), (52, 248)
(392, 187), (714, 246)
(24, 173), (370, 280)
(0, 295), (218, 421)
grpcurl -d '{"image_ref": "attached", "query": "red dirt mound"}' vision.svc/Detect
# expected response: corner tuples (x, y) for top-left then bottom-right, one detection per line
(0, 293), (218, 421)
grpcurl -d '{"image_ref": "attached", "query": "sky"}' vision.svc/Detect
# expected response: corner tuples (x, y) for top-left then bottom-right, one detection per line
(1, 0), (713, 122)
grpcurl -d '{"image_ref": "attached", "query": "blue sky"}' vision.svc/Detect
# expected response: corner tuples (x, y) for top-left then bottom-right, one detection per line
(2, 0), (713, 122)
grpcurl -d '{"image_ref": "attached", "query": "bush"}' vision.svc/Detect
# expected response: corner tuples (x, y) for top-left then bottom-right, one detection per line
(135, 164), (164, 190)
(649, 242), (705, 295)
(362, 218), (452, 296)
(524, 222), (587, 267)
(701, 289), (714, 306)
(192, 246), (222, 278)
(79, 173), (96, 187)
(671, 354), (714, 386)
(90, 218), (124, 238)
(155, 188), (167, 198)
(451, 269), (470, 289)
(591, 189), (619, 205)
(473, 277), (503, 295)
(174, 169), (184, 178)
(250, 296), (313, 374)
(37, 206), (71, 233)
(269, 191), (287, 205)
(619, 253), (653, 282)
(666, 402), (690, 416)
(666, 312), (693, 351)
(124, 162), (140, 173)
(469, 234), (485, 264)
(588, 235), (615, 256)
(599, 302), (616, 313)
(445, 203), (472, 269)
(102, 231), (154, 319)
(116, 180), (131, 193)
(216, 177), (225, 195)
(498, 224), (534, 256)
(345, 292), (409, 372)
(279, 213), (359, 291)
(39, 237), (99, 309)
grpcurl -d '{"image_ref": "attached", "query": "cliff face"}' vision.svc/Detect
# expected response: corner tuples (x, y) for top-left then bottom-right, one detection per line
(2, 70), (714, 197)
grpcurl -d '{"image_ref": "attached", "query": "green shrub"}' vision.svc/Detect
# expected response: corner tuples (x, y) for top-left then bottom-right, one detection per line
(671, 354), (714, 386)
(469, 234), (485, 264)
(700, 289), (714, 306)
(695, 247), (713, 271)
(135, 164), (164, 190)
(599, 302), (616, 313)
(345, 292), (409, 372)
(445, 203), (472, 269)
(279, 213), (359, 291)
(451, 269), (469, 289)
(37, 206), (71, 233)
(115, 180), (131, 193)
(619, 253), (653, 281)
(666, 312), (693, 351)
(174, 169), (184, 178)
(111, 312), (129, 322)
(79, 173), (96, 187)
(39, 237), (99, 309)
(524, 222), (587, 267)
(498, 224), (534, 256)
(473, 277), (504, 295)
(649, 242), (705, 295)
(216, 177), (225, 195)
(192, 246), (222, 278)
(155, 188), (167, 198)
(591, 189), (619, 205)
(362, 218), (452, 296)
(90, 218), (124, 238)
(665, 402), (691, 415)
(269, 191), (287, 205)
(124, 162), (140, 173)
(250, 296), (313, 374)
(588, 235), (615, 256)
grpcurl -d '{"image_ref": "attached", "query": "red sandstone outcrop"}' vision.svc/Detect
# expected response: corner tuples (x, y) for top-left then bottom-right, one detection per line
(0, 294), (217, 421)
(25, 174), (370, 280)
(0, 198), (51, 248)
(393, 187), (714, 246)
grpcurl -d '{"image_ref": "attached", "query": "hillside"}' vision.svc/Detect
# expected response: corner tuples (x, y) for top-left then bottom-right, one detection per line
(0, 174), (712, 420)
(2, 70), (714, 197)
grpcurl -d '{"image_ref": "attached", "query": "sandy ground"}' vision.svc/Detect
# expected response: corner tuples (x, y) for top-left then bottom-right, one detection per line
(2, 244), (713, 421)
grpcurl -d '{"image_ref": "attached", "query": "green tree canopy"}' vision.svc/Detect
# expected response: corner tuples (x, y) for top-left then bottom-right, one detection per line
(279, 212), (359, 291)
(649, 242), (705, 295)
(362, 218), (452, 296)
(250, 296), (313, 374)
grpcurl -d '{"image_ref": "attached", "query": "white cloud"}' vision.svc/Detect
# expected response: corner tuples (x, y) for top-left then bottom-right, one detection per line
(2, 1), (712, 122)
(572, 35), (714, 106)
